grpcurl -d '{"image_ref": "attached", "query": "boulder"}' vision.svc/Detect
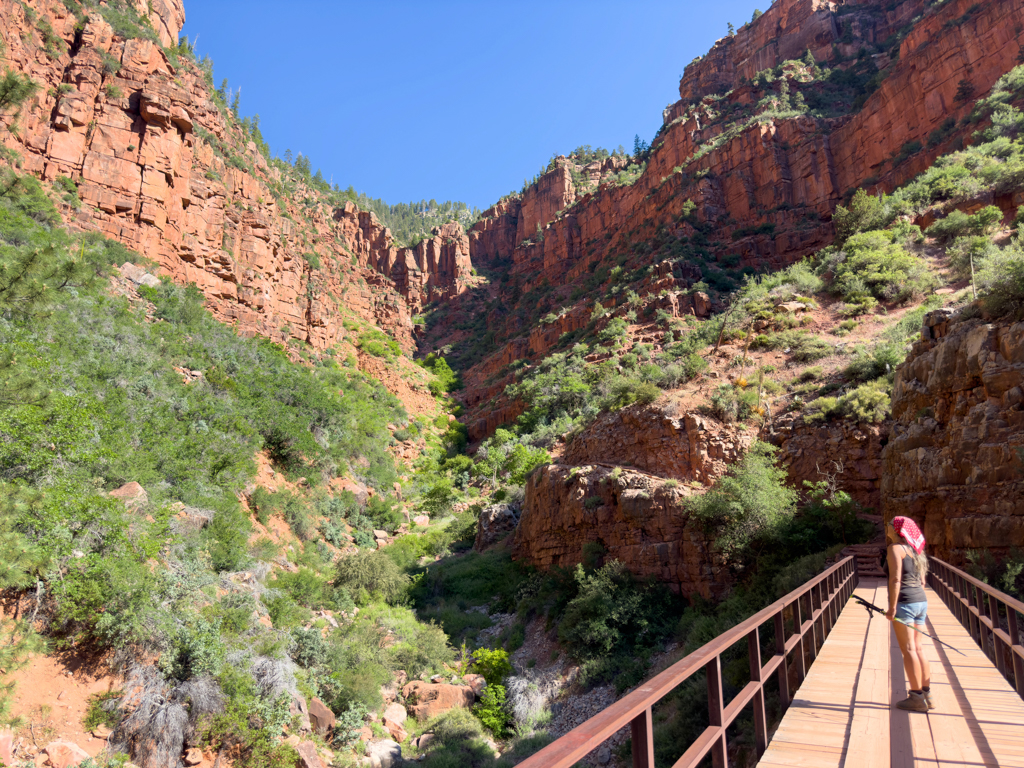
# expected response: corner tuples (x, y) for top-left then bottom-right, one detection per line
(401, 681), (475, 721)
(412, 515), (430, 527)
(474, 503), (519, 551)
(109, 481), (148, 507)
(183, 748), (203, 766)
(308, 697), (335, 736)
(42, 741), (90, 768)
(382, 702), (408, 742)
(294, 740), (326, 768)
(382, 702), (407, 726)
(365, 740), (402, 768)
(462, 673), (486, 697)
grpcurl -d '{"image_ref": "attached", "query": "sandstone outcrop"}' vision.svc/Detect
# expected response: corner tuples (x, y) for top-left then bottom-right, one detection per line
(0, 0), (466, 355)
(455, 0), (1024, 428)
(512, 465), (729, 599)
(563, 404), (755, 484)
(882, 310), (1024, 561)
(770, 415), (890, 512)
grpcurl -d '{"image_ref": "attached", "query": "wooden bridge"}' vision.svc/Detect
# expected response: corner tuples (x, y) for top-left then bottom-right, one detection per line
(519, 557), (1024, 768)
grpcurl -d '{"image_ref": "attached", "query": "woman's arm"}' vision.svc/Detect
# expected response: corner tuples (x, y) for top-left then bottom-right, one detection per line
(886, 545), (903, 621)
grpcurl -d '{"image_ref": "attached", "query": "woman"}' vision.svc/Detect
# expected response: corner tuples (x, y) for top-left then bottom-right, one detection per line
(884, 515), (934, 712)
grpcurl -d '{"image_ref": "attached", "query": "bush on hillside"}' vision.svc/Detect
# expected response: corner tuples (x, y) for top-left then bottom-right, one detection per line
(925, 205), (1002, 242)
(334, 550), (410, 605)
(687, 442), (798, 559)
(825, 230), (934, 304)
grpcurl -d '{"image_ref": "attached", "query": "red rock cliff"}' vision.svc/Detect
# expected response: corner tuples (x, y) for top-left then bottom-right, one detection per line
(0, 0), (469, 352)
(882, 310), (1024, 562)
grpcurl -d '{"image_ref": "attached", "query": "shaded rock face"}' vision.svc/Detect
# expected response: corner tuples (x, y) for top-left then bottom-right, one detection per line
(0, 0), (466, 353)
(474, 502), (520, 550)
(564, 405), (755, 485)
(512, 465), (729, 600)
(770, 415), (890, 513)
(882, 312), (1024, 561)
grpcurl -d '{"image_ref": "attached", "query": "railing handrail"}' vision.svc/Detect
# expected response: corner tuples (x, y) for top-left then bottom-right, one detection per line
(929, 556), (1024, 700)
(518, 555), (857, 768)
(929, 556), (1024, 615)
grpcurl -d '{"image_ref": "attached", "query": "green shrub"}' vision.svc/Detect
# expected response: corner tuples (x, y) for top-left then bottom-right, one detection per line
(160, 617), (225, 681)
(844, 343), (905, 382)
(334, 550), (410, 605)
(302, 252), (321, 270)
(925, 205), (1002, 242)
(473, 684), (511, 738)
(833, 189), (897, 243)
(470, 647), (512, 686)
(977, 242), (1024, 315)
(947, 235), (998, 280)
(687, 442), (798, 558)
(831, 230), (934, 303)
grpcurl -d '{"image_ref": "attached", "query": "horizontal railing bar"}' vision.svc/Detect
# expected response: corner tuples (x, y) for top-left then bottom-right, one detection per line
(933, 574), (1017, 648)
(934, 560), (1024, 615)
(516, 557), (854, 768)
(670, 725), (722, 768)
(784, 633), (802, 655)
(722, 680), (761, 724)
(761, 652), (785, 679)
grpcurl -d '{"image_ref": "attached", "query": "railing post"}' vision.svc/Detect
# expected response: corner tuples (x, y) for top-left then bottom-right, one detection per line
(706, 656), (727, 768)
(1009, 604), (1024, 699)
(774, 608), (790, 709)
(748, 628), (767, 757)
(630, 707), (654, 768)
(794, 592), (806, 683)
(990, 593), (1006, 676)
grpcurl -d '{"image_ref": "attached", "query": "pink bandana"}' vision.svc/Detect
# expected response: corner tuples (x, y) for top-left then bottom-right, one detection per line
(892, 516), (926, 554)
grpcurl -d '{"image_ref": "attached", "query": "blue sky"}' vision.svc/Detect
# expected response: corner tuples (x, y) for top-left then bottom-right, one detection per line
(181, 1), (766, 211)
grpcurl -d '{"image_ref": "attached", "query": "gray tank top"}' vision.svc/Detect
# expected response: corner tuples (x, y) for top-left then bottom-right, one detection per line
(884, 545), (926, 603)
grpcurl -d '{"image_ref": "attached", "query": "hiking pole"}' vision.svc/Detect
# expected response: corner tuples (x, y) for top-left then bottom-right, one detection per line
(852, 595), (965, 655)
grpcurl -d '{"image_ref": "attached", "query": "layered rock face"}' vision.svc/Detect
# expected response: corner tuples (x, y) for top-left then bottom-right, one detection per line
(513, 465), (729, 600)
(0, 0), (469, 352)
(464, 0), (1024, 315)
(882, 311), (1024, 561)
(564, 404), (755, 485)
(770, 415), (890, 513)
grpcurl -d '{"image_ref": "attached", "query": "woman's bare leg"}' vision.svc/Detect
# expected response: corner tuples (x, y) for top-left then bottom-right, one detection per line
(894, 622), (923, 690)
(913, 626), (931, 689)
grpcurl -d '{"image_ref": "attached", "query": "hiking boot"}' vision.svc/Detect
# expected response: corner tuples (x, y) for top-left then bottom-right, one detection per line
(923, 689), (936, 710)
(896, 691), (929, 712)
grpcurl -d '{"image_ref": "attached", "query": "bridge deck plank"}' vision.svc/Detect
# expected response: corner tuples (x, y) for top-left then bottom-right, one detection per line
(756, 579), (1024, 768)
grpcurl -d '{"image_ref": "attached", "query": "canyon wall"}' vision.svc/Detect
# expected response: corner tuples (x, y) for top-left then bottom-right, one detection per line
(512, 464), (730, 600)
(454, 0), (1024, 445)
(0, 0), (470, 353)
(881, 310), (1024, 562)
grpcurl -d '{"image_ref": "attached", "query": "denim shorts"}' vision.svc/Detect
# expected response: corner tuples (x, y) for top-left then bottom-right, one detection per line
(895, 601), (928, 626)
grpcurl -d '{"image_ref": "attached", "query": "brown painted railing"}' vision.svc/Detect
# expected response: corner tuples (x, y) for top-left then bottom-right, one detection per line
(519, 556), (857, 768)
(929, 557), (1024, 700)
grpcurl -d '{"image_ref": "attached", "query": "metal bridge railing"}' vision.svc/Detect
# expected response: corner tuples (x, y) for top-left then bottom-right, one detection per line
(929, 557), (1024, 700)
(517, 556), (857, 768)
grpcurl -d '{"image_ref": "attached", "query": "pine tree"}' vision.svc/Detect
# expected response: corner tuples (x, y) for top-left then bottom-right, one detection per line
(0, 69), (39, 133)
(728, 22), (735, 36)
(231, 86), (241, 115)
